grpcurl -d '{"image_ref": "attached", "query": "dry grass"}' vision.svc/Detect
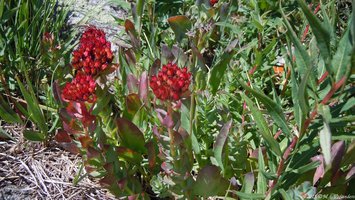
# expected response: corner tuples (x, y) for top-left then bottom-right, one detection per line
(0, 125), (117, 200)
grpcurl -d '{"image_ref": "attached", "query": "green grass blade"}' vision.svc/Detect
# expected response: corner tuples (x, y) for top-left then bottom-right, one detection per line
(332, 29), (352, 82)
(296, 0), (331, 63)
(241, 93), (282, 156)
(237, 79), (291, 137)
(16, 77), (47, 133)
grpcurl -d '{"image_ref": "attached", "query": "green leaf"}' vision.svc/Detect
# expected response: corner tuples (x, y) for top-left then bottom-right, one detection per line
(241, 172), (255, 194)
(332, 29), (352, 82)
(192, 165), (229, 197)
(289, 161), (320, 174)
(92, 89), (112, 116)
(257, 148), (267, 194)
(296, 0), (331, 63)
(319, 121), (332, 166)
(23, 130), (46, 141)
(241, 93), (282, 156)
(116, 147), (142, 164)
(0, 127), (14, 140)
(234, 192), (265, 199)
(213, 120), (232, 173)
(341, 141), (355, 167)
(0, 97), (22, 123)
(237, 79), (291, 136)
(116, 118), (146, 154)
(167, 15), (192, 43)
(124, 93), (142, 120)
(209, 51), (235, 95)
(16, 77), (47, 133)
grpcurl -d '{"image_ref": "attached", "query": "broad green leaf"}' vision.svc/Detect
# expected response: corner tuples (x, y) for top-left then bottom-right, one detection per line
(241, 93), (282, 156)
(241, 172), (254, 194)
(296, 0), (331, 63)
(257, 148), (267, 194)
(237, 79), (291, 136)
(124, 93), (142, 120)
(136, 0), (145, 26)
(92, 89), (112, 116)
(332, 29), (352, 82)
(192, 165), (229, 197)
(16, 77), (47, 133)
(319, 121), (332, 166)
(209, 51), (235, 95)
(281, 5), (315, 117)
(289, 161), (320, 174)
(116, 146), (142, 164)
(23, 130), (46, 141)
(168, 15), (192, 43)
(116, 118), (146, 154)
(234, 192), (265, 199)
(213, 120), (232, 173)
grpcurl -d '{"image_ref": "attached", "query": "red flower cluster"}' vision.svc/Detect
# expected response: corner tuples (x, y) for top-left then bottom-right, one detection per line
(150, 62), (191, 101)
(62, 73), (97, 103)
(72, 27), (113, 75)
(210, 0), (218, 6)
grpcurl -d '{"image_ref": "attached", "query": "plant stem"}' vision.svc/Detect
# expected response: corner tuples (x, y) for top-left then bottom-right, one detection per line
(167, 103), (176, 158)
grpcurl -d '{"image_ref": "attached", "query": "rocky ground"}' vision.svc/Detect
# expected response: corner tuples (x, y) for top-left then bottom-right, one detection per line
(60, 0), (128, 52)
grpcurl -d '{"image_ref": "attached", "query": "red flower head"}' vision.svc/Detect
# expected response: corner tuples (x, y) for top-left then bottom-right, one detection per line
(62, 73), (97, 103)
(71, 27), (113, 75)
(150, 62), (191, 101)
(210, 0), (218, 6)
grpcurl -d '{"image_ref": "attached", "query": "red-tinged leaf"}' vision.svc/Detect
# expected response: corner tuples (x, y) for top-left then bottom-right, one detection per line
(161, 44), (174, 61)
(331, 141), (345, 175)
(161, 162), (173, 174)
(152, 126), (161, 139)
(311, 155), (325, 185)
(124, 49), (137, 66)
(168, 15), (192, 42)
(317, 71), (329, 85)
(127, 74), (139, 93)
(60, 142), (80, 154)
(117, 146), (142, 164)
(249, 147), (266, 159)
(346, 165), (355, 180)
(214, 120), (232, 172)
(139, 71), (148, 103)
(116, 178), (126, 190)
(103, 163), (114, 174)
(163, 113), (174, 128)
(149, 59), (161, 76)
(171, 45), (188, 66)
(173, 131), (183, 146)
(52, 81), (64, 104)
(125, 19), (140, 50)
(87, 147), (101, 160)
(321, 76), (347, 105)
(79, 135), (92, 148)
(116, 118), (146, 154)
(99, 175), (115, 187)
(54, 129), (72, 143)
(126, 93), (142, 118)
(193, 165), (229, 197)
(145, 141), (156, 169)
(63, 119), (81, 135)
